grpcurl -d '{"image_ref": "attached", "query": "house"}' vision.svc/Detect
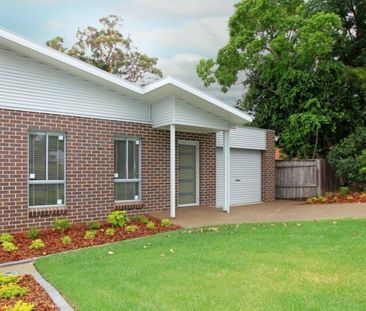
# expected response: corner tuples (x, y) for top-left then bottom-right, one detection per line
(0, 28), (275, 232)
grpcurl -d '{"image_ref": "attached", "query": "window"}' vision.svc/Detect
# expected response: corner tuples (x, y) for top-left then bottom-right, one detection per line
(114, 138), (141, 201)
(28, 132), (65, 207)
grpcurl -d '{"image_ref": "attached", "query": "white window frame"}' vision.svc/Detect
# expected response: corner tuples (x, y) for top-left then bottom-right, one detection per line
(28, 131), (66, 208)
(178, 140), (200, 207)
(114, 137), (141, 202)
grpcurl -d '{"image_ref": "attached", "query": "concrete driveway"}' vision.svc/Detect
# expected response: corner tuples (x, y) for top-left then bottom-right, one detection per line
(152, 200), (366, 228)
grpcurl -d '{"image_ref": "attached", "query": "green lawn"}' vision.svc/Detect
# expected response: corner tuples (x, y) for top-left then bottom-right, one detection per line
(35, 219), (366, 311)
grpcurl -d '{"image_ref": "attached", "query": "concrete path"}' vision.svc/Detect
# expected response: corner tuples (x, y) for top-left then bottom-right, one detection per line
(152, 200), (366, 228)
(0, 261), (73, 311)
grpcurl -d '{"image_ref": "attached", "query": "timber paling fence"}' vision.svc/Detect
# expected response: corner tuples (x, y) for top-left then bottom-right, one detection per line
(275, 159), (340, 199)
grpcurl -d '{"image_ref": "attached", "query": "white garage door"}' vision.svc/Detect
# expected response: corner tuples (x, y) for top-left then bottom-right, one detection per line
(216, 148), (262, 207)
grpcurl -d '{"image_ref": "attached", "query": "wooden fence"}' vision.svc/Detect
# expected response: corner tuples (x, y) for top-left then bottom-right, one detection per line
(275, 159), (340, 199)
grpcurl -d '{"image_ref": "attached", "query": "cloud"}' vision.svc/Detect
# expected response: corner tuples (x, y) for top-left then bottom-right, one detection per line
(158, 53), (244, 105)
(122, 0), (235, 19)
(41, 20), (62, 31)
(133, 16), (229, 56)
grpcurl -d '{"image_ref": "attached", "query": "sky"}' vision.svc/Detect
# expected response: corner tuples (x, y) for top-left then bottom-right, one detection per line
(0, 0), (243, 105)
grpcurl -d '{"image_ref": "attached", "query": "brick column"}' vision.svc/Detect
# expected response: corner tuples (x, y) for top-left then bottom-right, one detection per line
(261, 130), (275, 202)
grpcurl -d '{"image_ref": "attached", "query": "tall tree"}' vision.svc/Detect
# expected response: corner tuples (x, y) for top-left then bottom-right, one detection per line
(197, 0), (366, 159)
(46, 15), (162, 85)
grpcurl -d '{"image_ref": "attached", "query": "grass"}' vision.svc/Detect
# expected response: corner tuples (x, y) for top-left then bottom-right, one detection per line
(35, 219), (366, 311)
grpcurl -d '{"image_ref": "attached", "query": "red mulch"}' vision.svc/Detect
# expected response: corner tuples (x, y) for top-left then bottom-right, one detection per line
(0, 216), (179, 264)
(305, 192), (366, 204)
(0, 275), (58, 311)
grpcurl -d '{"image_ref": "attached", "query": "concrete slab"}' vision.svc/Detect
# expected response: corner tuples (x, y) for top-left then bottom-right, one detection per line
(152, 200), (366, 228)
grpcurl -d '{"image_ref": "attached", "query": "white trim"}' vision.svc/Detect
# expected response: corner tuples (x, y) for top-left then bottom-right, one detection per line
(223, 130), (230, 213)
(170, 124), (176, 218)
(177, 140), (200, 207)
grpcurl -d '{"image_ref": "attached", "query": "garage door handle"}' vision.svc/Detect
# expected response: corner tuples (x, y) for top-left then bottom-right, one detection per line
(235, 179), (241, 182)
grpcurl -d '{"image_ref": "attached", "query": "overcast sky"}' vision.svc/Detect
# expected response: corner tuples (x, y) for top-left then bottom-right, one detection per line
(0, 0), (243, 105)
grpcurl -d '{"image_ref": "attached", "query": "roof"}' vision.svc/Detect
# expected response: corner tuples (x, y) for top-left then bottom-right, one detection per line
(0, 27), (252, 125)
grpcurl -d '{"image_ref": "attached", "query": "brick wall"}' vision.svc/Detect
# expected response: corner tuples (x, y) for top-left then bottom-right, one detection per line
(0, 109), (216, 232)
(261, 130), (276, 202)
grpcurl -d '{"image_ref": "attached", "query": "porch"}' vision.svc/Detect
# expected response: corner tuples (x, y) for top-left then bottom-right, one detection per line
(152, 200), (366, 228)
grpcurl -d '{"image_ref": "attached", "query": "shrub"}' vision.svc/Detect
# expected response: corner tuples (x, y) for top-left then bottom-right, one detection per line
(161, 218), (171, 227)
(4, 300), (35, 311)
(29, 239), (45, 250)
(328, 127), (366, 187)
(53, 218), (71, 233)
(146, 221), (155, 230)
(87, 221), (101, 231)
(339, 186), (350, 196)
(61, 235), (72, 245)
(0, 284), (28, 299)
(2, 242), (18, 253)
(142, 217), (150, 224)
(125, 225), (138, 232)
(27, 228), (40, 241)
(84, 230), (96, 240)
(107, 211), (127, 228)
(133, 215), (143, 222)
(105, 228), (115, 236)
(0, 233), (14, 244)
(0, 274), (18, 285)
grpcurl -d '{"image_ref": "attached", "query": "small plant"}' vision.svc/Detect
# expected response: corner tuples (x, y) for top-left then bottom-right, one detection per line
(27, 228), (40, 241)
(105, 228), (115, 236)
(146, 221), (155, 230)
(84, 230), (96, 240)
(141, 217), (150, 224)
(4, 300), (35, 311)
(61, 235), (72, 245)
(29, 239), (45, 250)
(0, 233), (14, 244)
(87, 221), (101, 231)
(339, 186), (350, 196)
(53, 218), (71, 233)
(107, 211), (127, 228)
(125, 225), (138, 232)
(0, 274), (18, 285)
(0, 284), (28, 299)
(133, 215), (143, 222)
(2, 242), (18, 253)
(161, 218), (171, 227)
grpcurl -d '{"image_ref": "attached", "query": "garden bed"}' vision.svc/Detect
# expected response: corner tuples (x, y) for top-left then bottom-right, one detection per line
(305, 192), (366, 204)
(0, 274), (57, 310)
(0, 215), (179, 264)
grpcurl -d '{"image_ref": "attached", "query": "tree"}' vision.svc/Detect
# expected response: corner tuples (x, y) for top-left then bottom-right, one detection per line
(196, 0), (366, 159)
(307, 0), (366, 67)
(46, 15), (162, 85)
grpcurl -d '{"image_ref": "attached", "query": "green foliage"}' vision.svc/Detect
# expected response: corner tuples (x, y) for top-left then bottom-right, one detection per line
(84, 230), (96, 240)
(29, 239), (45, 250)
(2, 242), (18, 253)
(0, 274), (18, 285)
(339, 187), (350, 196)
(105, 228), (115, 237)
(107, 211), (127, 228)
(87, 221), (101, 231)
(27, 228), (40, 241)
(0, 284), (28, 299)
(53, 218), (72, 233)
(197, 0), (366, 159)
(161, 219), (171, 227)
(0, 233), (14, 244)
(61, 235), (72, 245)
(3, 300), (35, 311)
(46, 15), (162, 85)
(328, 127), (366, 186)
(146, 221), (155, 230)
(125, 225), (138, 233)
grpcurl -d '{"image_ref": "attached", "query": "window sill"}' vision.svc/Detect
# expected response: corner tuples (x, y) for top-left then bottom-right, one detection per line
(114, 201), (144, 210)
(28, 206), (67, 218)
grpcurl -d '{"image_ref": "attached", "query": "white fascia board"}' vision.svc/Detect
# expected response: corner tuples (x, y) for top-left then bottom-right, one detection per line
(0, 27), (252, 126)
